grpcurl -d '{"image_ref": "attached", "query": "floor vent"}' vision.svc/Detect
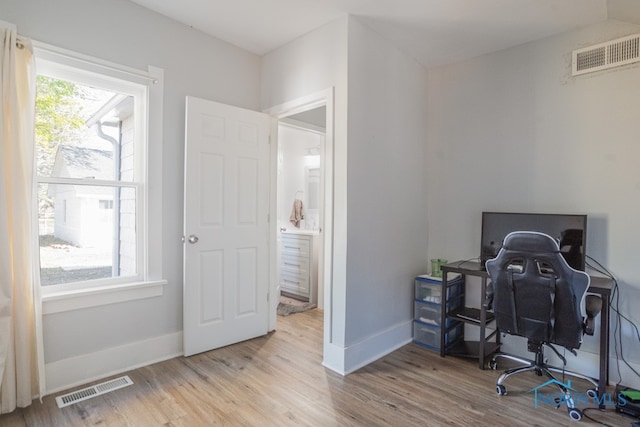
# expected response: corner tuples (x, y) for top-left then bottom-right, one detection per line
(55, 375), (133, 408)
(573, 34), (640, 76)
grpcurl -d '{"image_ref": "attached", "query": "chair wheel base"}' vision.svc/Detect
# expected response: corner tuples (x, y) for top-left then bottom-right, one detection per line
(496, 384), (507, 396)
(568, 408), (582, 421)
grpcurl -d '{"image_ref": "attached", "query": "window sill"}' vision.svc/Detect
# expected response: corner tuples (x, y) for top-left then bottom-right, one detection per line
(42, 280), (166, 315)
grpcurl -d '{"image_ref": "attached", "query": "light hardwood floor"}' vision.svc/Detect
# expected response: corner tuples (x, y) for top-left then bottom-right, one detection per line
(1, 309), (629, 426)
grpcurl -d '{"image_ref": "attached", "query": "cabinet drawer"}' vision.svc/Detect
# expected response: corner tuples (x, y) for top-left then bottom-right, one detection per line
(414, 297), (461, 328)
(280, 253), (309, 277)
(413, 321), (462, 351)
(415, 279), (463, 303)
(280, 264), (309, 281)
(281, 236), (310, 256)
(280, 272), (310, 293)
(281, 253), (309, 270)
(414, 302), (440, 326)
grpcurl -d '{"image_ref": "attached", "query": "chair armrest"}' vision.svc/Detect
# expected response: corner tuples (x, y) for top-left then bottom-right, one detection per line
(584, 294), (603, 336)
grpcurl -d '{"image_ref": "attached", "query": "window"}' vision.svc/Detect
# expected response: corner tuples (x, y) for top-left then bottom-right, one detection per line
(34, 44), (165, 312)
(99, 200), (114, 210)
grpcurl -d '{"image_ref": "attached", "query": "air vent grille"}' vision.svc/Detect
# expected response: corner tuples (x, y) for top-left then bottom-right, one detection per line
(55, 375), (133, 408)
(572, 34), (640, 76)
(576, 47), (605, 71)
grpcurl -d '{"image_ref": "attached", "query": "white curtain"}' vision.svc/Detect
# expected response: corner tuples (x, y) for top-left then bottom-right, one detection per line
(0, 23), (44, 413)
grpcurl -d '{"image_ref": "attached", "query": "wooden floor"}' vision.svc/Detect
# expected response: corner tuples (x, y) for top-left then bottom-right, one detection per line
(1, 309), (630, 426)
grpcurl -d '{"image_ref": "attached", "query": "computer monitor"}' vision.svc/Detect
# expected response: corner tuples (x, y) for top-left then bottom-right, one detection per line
(480, 212), (587, 271)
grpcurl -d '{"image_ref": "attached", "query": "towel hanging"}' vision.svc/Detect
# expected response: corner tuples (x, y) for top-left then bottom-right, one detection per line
(289, 199), (304, 228)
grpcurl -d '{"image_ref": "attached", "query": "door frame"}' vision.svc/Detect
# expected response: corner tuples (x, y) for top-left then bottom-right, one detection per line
(264, 88), (334, 335)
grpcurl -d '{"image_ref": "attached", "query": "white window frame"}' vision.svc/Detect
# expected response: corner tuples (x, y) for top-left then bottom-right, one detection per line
(34, 42), (166, 314)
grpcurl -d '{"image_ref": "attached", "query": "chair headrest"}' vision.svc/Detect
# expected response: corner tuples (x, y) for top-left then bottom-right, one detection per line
(502, 231), (560, 254)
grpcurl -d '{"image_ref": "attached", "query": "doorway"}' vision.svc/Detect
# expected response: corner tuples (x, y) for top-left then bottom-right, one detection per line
(265, 89), (334, 335)
(276, 109), (325, 309)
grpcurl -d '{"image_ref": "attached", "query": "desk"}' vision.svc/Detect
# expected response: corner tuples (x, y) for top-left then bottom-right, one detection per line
(440, 260), (612, 407)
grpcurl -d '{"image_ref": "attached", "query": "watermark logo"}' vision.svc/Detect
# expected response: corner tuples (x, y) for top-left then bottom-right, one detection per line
(529, 379), (625, 409)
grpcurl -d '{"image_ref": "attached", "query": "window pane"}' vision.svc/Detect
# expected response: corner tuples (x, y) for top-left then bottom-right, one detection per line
(38, 183), (137, 286)
(35, 75), (135, 182)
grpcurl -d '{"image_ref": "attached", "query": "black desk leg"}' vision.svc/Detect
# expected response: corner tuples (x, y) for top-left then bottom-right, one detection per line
(598, 299), (609, 410)
(439, 274), (448, 357)
(479, 277), (487, 370)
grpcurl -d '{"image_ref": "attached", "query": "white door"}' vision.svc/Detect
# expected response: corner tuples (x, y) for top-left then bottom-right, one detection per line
(183, 96), (271, 356)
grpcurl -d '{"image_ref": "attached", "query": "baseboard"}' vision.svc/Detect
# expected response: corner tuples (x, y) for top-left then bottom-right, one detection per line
(322, 341), (348, 375)
(45, 331), (183, 395)
(323, 320), (412, 376)
(344, 320), (413, 374)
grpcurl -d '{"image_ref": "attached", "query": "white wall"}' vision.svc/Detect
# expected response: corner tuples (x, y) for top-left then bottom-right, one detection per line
(2, 0), (261, 392)
(343, 18), (429, 370)
(426, 19), (640, 388)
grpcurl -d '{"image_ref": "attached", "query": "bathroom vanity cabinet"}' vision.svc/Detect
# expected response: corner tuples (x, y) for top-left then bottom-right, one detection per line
(280, 232), (317, 305)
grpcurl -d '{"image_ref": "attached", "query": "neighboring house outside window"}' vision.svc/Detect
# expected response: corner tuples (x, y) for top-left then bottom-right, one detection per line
(50, 146), (115, 250)
(34, 44), (165, 313)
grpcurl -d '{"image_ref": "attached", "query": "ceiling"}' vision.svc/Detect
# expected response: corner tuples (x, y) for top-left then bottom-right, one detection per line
(129, 0), (640, 68)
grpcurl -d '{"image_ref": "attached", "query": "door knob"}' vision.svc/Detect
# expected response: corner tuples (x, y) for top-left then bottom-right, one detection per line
(187, 234), (199, 244)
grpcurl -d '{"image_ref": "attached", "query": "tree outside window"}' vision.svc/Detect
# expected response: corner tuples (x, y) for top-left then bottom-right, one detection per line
(36, 74), (138, 286)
